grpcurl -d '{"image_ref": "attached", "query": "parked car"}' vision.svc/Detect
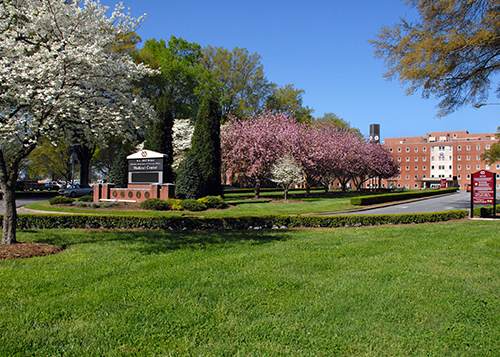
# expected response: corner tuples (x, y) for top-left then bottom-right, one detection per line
(58, 184), (93, 198)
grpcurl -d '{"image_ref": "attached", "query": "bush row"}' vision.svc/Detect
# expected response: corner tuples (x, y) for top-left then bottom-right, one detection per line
(350, 188), (458, 206)
(472, 205), (500, 218)
(0, 210), (469, 230)
(139, 196), (228, 212)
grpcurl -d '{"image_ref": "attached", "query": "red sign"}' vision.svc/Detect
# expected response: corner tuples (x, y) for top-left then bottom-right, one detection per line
(440, 179), (447, 189)
(472, 170), (495, 204)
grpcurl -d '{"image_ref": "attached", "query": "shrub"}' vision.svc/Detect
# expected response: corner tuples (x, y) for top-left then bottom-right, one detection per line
(167, 199), (183, 211)
(180, 199), (207, 211)
(78, 195), (93, 202)
(175, 153), (203, 199)
(49, 196), (75, 205)
(139, 198), (170, 211)
(198, 195), (228, 209)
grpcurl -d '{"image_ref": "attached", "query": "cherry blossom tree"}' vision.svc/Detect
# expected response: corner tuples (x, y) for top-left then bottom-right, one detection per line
(221, 112), (299, 197)
(271, 154), (304, 200)
(0, 0), (155, 244)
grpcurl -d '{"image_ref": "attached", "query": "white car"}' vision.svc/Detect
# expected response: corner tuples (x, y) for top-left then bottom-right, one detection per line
(58, 184), (93, 198)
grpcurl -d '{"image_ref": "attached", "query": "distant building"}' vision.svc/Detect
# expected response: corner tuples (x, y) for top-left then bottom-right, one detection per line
(381, 130), (500, 191)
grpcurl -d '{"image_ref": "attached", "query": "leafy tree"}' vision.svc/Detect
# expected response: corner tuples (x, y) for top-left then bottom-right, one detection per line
(202, 45), (274, 118)
(0, 0), (155, 244)
(271, 154), (304, 200)
(26, 139), (72, 181)
(266, 84), (314, 123)
(482, 127), (500, 164)
(136, 37), (210, 182)
(314, 113), (362, 137)
(108, 148), (129, 188)
(175, 153), (203, 199)
(190, 87), (223, 197)
(370, 0), (500, 117)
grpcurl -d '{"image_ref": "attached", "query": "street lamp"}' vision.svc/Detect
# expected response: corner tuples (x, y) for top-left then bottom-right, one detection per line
(474, 103), (500, 108)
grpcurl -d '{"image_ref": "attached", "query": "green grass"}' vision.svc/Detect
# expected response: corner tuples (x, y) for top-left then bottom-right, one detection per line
(25, 194), (363, 217)
(1, 221), (500, 356)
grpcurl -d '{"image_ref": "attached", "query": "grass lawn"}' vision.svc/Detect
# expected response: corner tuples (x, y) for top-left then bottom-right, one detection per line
(1, 220), (499, 356)
(24, 192), (365, 217)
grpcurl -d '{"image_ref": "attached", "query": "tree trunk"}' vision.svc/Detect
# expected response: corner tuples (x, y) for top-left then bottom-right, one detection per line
(253, 178), (261, 198)
(1, 182), (17, 244)
(78, 143), (96, 186)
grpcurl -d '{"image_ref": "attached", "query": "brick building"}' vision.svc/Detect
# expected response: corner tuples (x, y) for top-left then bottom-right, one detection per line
(381, 130), (500, 191)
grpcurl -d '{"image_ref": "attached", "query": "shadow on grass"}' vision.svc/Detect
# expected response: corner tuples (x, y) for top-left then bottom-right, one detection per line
(21, 229), (290, 255)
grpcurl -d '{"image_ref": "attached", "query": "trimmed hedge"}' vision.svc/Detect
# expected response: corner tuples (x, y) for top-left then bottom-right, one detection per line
(0, 210), (469, 230)
(350, 188), (458, 206)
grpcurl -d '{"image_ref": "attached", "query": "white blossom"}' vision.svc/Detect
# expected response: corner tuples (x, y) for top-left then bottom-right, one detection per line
(271, 153), (304, 199)
(172, 119), (194, 170)
(0, 0), (157, 147)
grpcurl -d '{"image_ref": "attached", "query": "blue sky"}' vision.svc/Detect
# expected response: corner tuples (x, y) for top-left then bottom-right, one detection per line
(99, 0), (500, 141)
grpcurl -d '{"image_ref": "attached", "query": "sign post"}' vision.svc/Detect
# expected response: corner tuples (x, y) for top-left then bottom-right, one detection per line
(470, 170), (496, 218)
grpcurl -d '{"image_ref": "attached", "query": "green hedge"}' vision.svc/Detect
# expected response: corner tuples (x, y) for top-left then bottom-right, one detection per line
(0, 210), (469, 231)
(350, 188), (458, 206)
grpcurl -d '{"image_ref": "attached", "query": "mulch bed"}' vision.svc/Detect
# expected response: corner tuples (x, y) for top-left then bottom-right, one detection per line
(0, 242), (64, 260)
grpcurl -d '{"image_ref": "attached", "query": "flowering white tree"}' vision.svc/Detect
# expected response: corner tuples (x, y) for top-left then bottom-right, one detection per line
(271, 154), (304, 200)
(171, 119), (195, 171)
(0, 0), (156, 244)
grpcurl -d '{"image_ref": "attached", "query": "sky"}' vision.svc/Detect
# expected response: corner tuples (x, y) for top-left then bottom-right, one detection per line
(98, 0), (500, 141)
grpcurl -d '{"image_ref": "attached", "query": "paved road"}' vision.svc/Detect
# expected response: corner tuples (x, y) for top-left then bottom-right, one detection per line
(340, 191), (490, 215)
(0, 197), (49, 214)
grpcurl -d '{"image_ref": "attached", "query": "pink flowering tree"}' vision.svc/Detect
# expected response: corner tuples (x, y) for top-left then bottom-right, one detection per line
(222, 112), (303, 198)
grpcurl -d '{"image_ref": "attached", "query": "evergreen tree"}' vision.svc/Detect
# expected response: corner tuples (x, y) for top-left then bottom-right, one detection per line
(190, 88), (223, 197)
(108, 148), (129, 188)
(175, 153), (203, 199)
(143, 101), (174, 183)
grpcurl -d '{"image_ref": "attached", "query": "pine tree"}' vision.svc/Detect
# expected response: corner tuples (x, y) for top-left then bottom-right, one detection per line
(190, 89), (223, 197)
(108, 148), (129, 188)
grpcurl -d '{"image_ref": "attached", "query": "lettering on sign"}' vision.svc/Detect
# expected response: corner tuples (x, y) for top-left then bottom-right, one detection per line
(128, 158), (164, 172)
(472, 170), (495, 204)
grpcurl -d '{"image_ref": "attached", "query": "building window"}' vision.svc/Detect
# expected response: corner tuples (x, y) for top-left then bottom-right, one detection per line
(476, 145), (481, 150)
(406, 147), (410, 152)
(431, 165), (435, 170)
(414, 175), (418, 179)
(466, 165), (471, 170)
(476, 155), (481, 160)
(497, 164), (500, 169)
(458, 174), (461, 179)
(415, 166), (418, 171)
(423, 147), (427, 152)
(423, 165), (426, 170)
(398, 148), (401, 152)
(466, 155), (471, 161)
(457, 145), (461, 151)
(423, 157), (427, 162)
(467, 174), (470, 179)
(449, 165), (452, 170)
(405, 184), (409, 189)
(405, 175), (409, 180)
(486, 164), (490, 169)
(431, 156), (435, 161)
(414, 157), (418, 162)
(477, 164), (480, 170)
(405, 166), (409, 171)
(397, 157), (401, 162)
(466, 145), (471, 151)
(406, 157), (410, 162)
(414, 147), (418, 152)
(457, 165), (461, 170)
(486, 144), (490, 150)
(457, 155), (461, 161)
(398, 183), (401, 188)
(414, 184), (418, 188)
(397, 175), (401, 180)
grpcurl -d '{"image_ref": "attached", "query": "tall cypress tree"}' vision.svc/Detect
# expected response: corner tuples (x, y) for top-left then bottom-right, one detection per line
(190, 88), (223, 197)
(143, 98), (174, 183)
(108, 148), (129, 188)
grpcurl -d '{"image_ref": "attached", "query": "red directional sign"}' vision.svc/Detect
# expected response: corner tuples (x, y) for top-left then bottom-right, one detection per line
(472, 170), (495, 204)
